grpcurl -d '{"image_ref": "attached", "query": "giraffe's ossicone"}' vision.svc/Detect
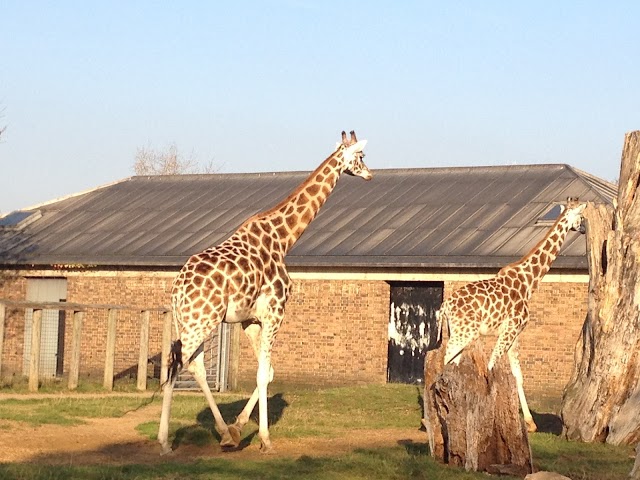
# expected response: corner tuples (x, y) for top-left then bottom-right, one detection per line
(436, 199), (586, 433)
(158, 131), (371, 455)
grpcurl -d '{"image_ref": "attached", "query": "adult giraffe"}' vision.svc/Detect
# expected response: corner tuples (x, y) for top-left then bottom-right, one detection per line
(437, 198), (586, 432)
(158, 131), (371, 454)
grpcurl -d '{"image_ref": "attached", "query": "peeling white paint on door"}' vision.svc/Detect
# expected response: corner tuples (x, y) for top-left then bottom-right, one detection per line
(388, 301), (432, 356)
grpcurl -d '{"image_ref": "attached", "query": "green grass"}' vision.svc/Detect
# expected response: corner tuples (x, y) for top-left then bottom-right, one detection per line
(0, 375), (161, 393)
(144, 384), (420, 438)
(276, 384), (421, 435)
(531, 433), (634, 480)
(0, 384), (634, 480)
(135, 384), (422, 449)
(0, 446), (500, 480)
(0, 395), (160, 425)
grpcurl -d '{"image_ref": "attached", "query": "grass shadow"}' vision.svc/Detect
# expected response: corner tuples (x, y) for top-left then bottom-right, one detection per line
(415, 386), (426, 431)
(398, 438), (429, 457)
(172, 392), (289, 450)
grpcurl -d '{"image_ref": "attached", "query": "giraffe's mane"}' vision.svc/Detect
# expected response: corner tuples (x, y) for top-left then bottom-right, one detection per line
(241, 147), (342, 225)
(500, 206), (571, 271)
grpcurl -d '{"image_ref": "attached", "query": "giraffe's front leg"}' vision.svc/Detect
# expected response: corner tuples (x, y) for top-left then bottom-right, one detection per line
(256, 348), (274, 453)
(228, 322), (261, 442)
(507, 341), (537, 433)
(229, 366), (274, 439)
(254, 310), (283, 453)
(229, 321), (276, 450)
(489, 320), (537, 433)
(243, 277), (287, 453)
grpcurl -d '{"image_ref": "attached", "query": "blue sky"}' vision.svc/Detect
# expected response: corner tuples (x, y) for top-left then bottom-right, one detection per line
(1, 1), (637, 213)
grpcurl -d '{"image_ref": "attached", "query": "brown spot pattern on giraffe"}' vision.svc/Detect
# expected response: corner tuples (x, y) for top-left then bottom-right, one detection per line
(286, 215), (298, 229)
(276, 225), (288, 238)
(306, 184), (320, 196)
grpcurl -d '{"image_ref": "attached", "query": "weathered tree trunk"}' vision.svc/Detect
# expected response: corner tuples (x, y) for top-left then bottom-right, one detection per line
(424, 342), (533, 476)
(561, 131), (640, 445)
(631, 443), (640, 479)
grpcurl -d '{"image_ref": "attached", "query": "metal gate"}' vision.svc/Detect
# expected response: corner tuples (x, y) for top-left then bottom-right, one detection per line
(387, 281), (443, 384)
(23, 278), (68, 378)
(175, 322), (231, 391)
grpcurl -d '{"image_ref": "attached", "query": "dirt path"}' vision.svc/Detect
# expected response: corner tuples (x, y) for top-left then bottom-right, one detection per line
(0, 402), (426, 465)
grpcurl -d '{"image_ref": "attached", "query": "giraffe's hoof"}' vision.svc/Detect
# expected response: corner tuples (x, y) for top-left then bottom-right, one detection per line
(259, 440), (274, 454)
(159, 444), (173, 456)
(220, 430), (239, 449)
(526, 422), (538, 433)
(228, 424), (242, 447)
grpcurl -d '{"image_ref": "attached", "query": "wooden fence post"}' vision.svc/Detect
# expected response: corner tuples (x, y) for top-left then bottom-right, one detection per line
(103, 309), (118, 391)
(29, 309), (43, 392)
(160, 310), (172, 385)
(137, 310), (150, 391)
(0, 303), (5, 376)
(68, 311), (84, 390)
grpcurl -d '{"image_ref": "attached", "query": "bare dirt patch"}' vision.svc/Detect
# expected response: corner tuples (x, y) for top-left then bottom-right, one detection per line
(0, 402), (426, 465)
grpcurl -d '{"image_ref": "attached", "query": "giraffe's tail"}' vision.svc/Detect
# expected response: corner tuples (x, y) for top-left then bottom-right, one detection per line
(431, 305), (449, 351)
(166, 339), (184, 384)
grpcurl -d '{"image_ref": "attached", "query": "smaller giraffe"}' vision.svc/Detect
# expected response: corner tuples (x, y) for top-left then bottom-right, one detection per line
(436, 199), (586, 432)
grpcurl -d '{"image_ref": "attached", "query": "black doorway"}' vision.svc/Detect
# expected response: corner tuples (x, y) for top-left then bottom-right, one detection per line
(387, 281), (443, 384)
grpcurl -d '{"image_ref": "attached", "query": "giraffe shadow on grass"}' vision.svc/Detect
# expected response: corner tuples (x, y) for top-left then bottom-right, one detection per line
(172, 393), (290, 450)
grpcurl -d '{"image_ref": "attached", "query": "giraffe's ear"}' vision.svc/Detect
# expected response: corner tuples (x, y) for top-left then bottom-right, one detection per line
(347, 140), (367, 153)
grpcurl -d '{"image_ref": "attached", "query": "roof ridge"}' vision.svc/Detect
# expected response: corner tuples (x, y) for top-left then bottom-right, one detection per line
(565, 165), (618, 204)
(130, 171), (312, 181)
(2, 177), (133, 216)
(129, 163), (573, 181)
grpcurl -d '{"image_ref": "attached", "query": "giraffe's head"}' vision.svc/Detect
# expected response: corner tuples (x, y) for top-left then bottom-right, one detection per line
(336, 130), (372, 181)
(563, 198), (587, 234)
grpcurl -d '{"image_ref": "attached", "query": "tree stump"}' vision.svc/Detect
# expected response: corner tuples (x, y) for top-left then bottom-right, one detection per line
(561, 131), (640, 445)
(630, 443), (640, 480)
(424, 342), (532, 475)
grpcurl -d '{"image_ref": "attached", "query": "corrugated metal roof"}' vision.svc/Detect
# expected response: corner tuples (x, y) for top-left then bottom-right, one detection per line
(0, 164), (616, 270)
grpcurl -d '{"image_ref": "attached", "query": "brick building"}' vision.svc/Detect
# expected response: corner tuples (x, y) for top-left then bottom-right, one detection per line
(0, 164), (615, 402)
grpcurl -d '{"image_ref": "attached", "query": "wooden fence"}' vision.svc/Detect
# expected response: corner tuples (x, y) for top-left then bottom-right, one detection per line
(0, 299), (172, 392)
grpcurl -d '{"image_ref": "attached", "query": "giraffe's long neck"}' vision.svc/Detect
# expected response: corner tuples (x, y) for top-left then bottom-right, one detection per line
(499, 212), (574, 294)
(242, 149), (344, 255)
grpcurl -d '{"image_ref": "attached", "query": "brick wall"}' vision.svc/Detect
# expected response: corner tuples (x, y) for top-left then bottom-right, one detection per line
(236, 279), (390, 386)
(522, 282), (587, 400)
(0, 270), (586, 402)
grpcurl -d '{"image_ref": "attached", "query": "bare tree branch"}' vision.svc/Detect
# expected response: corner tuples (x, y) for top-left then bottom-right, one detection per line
(133, 143), (217, 175)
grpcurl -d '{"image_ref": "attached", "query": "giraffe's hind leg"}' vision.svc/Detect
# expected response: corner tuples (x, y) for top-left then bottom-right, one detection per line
(158, 373), (177, 455)
(443, 313), (479, 366)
